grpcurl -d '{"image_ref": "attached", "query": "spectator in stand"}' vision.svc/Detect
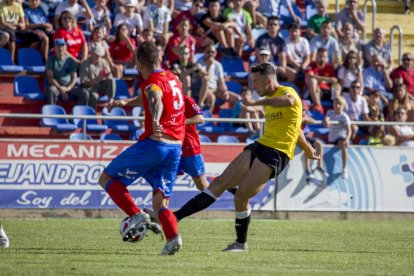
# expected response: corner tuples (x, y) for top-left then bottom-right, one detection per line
(54, 11), (88, 63)
(365, 90), (384, 135)
(338, 23), (362, 64)
(307, 0), (331, 40)
(86, 0), (112, 34)
(257, 0), (301, 24)
(0, 30), (9, 49)
(172, 0), (192, 17)
(363, 54), (393, 104)
(366, 125), (385, 146)
(238, 88), (263, 133)
(114, 0), (143, 41)
(166, 18), (195, 65)
(223, 0), (254, 57)
(337, 50), (363, 93)
(109, 23), (137, 72)
(78, 42), (115, 109)
(363, 28), (392, 70)
(143, 0), (172, 46)
(305, 48), (337, 113)
(404, 0), (411, 14)
(171, 45), (198, 97)
(335, 0), (365, 41)
(389, 107), (414, 147)
(248, 46), (274, 96)
(310, 20), (341, 69)
(46, 38), (88, 105)
(24, 0), (53, 62)
(390, 52), (414, 97)
(285, 22), (311, 82)
(343, 80), (370, 140)
(388, 84), (414, 122)
(0, 0), (40, 63)
(138, 28), (156, 46)
(54, 0), (92, 28)
(200, 0), (240, 56)
(324, 96), (352, 179)
(243, 0), (267, 28)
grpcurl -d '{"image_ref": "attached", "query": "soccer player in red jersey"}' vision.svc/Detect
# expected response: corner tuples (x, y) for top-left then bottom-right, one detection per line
(98, 42), (185, 255)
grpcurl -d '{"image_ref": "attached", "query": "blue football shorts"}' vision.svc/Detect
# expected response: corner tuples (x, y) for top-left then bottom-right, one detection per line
(103, 138), (182, 198)
(179, 154), (206, 178)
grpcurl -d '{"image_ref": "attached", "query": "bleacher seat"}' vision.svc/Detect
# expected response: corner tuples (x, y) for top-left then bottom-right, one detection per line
(130, 128), (144, 140)
(17, 48), (45, 73)
(102, 106), (132, 132)
(307, 110), (329, 135)
(123, 68), (138, 77)
(199, 134), (212, 143)
(72, 105), (108, 132)
(14, 75), (46, 100)
(100, 133), (123, 141)
(0, 48), (24, 73)
(132, 106), (142, 128)
(41, 105), (77, 131)
(226, 81), (242, 94)
(99, 79), (131, 102)
(217, 135), (240, 143)
(221, 56), (248, 79)
(69, 133), (93, 140)
(218, 108), (234, 130)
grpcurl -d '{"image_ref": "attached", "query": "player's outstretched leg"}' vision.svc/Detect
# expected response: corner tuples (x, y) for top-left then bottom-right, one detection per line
(173, 188), (218, 221)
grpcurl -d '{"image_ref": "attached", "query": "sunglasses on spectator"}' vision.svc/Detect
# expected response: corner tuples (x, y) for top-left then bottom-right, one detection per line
(206, 50), (216, 54)
(62, 17), (72, 21)
(351, 85), (361, 88)
(396, 112), (407, 115)
(348, 56), (357, 59)
(403, 58), (413, 61)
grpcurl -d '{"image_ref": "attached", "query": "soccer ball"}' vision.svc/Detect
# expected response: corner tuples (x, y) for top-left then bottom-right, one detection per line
(119, 217), (148, 243)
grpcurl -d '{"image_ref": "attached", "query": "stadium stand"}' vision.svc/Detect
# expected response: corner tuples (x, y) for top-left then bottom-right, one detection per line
(41, 104), (77, 132)
(17, 48), (46, 74)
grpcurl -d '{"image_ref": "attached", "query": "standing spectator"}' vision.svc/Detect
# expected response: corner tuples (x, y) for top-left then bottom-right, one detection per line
(363, 28), (392, 69)
(390, 52), (414, 97)
(86, 0), (112, 34)
(78, 42), (115, 109)
(166, 18), (195, 65)
(305, 47), (337, 113)
(24, 0), (53, 61)
(171, 45), (198, 97)
(343, 80), (370, 140)
(389, 107), (414, 146)
(285, 22), (311, 81)
(143, 0), (172, 46)
(109, 23), (137, 73)
(337, 50), (363, 93)
(324, 96), (352, 179)
(54, 11), (88, 63)
(114, 0), (143, 39)
(335, 0), (365, 41)
(388, 84), (414, 122)
(310, 20), (341, 69)
(363, 54), (393, 102)
(46, 39), (88, 105)
(54, 0), (92, 28)
(307, 0), (331, 39)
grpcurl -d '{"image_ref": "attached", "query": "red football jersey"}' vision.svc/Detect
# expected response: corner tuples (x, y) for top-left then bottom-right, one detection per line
(182, 96), (203, 157)
(139, 69), (186, 141)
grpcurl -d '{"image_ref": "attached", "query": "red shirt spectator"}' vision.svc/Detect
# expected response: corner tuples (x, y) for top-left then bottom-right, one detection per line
(390, 53), (414, 96)
(109, 38), (136, 64)
(166, 33), (196, 64)
(305, 61), (336, 90)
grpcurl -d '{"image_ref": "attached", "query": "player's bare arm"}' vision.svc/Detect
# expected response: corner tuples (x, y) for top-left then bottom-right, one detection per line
(242, 94), (296, 107)
(298, 130), (321, 160)
(147, 88), (164, 137)
(185, 114), (204, 125)
(110, 96), (143, 108)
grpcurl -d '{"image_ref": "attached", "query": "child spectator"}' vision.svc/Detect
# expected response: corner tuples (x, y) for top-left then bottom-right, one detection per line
(367, 125), (384, 146)
(285, 22), (311, 81)
(109, 23), (137, 72)
(114, 0), (143, 40)
(166, 18), (195, 65)
(365, 90), (384, 135)
(143, 0), (172, 46)
(382, 134), (396, 146)
(324, 96), (352, 179)
(307, 0), (331, 39)
(388, 84), (414, 122)
(337, 50), (362, 93)
(86, 0), (112, 34)
(310, 20), (341, 69)
(389, 107), (414, 146)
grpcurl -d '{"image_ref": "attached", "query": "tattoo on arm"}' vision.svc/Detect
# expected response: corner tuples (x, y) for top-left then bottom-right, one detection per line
(147, 89), (163, 124)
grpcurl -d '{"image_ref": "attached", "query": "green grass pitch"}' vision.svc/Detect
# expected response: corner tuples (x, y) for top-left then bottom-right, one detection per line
(1, 218), (413, 275)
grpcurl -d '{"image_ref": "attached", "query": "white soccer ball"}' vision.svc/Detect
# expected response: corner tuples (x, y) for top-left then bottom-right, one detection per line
(119, 217), (148, 243)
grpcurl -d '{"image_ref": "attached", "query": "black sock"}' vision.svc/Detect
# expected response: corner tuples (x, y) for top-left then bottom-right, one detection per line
(235, 215), (250, 244)
(173, 192), (216, 221)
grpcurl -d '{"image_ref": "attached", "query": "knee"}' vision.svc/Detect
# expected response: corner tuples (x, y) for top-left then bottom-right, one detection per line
(234, 189), (249, 206)
(98, 173), (110, 189)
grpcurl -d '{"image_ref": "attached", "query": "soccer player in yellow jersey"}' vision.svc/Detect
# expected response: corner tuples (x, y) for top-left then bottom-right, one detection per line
(173, 63), (321, 252)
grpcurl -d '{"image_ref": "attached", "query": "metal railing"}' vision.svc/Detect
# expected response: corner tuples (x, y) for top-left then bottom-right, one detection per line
(363, 0), (377, 42)
(390, 25), (404, 65)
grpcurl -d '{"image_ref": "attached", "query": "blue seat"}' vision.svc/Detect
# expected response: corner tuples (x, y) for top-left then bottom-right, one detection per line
(0, 48), (23, 73)
(129, 128), (144, 140)
(41, 105), (77, 131)
(226, 81), (242, 94)
(199, 134), (212, 143)
(14, 75), (46, 100)
(132, 106), (142, 128)
(221, 56), (248, 79)
(217, 135), (240, 143)
(218, 108), (234, 130)
(17, 48), (45, 73)
(72, 105), (108, 132)
(103, 106), (132, 132)
(100, 79), (131, 102)
(197, 109), (214, 130)
(123, 68), (138, 77)
(69, 133), (93, 140)
(307, 110), (329, 135)
(100, 133), (123, 141)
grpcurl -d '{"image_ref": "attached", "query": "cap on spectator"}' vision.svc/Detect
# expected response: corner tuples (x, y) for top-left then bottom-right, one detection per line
(124, 0), (138, 7)
(54, 38), (66, 46)
(91, 43), (105, 57)
(259, 46), (271, 56)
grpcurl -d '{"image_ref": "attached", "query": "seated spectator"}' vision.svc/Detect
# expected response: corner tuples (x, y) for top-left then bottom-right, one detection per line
(257, 0), (301, 25)
(363, 54), (393, 102)
(310, 20), (340, 69)
(343, 80), (370, 140)
(140, 28), (156, 44)
(363, 28), (392, 69)
(0, 30), (10, 48)
(109, 23), (137, 71)
(172, 0), (192, 17)
(365, 90), (384, 136)
(114, 0), (143, 40)
(238, 88), (263, 133)
(24, 0), (53, 61)
(390, 52), (414, 97)
(78, 42), (115, 109)
(383, 134), (396, 146)
(324, 96), (352, 179)
(335, 0), (365, 41)
(166, 18), (195, 65)
(285, 22), (311, 81)
(243, 0), (267, 28)
(143, 0), (172, 46)
(337, 50), (362, 92)
(305, 48), (337, 112)
(86, 0), (112, 34)
(223, 0), (254, 56)
(338, 23), (362, 63)
(46, 39), (88, 105)
(54, 0), (92, 28)
(171, 45), (198, 97)
(389, 107), (414, 146)
(54, 11), (88, 63)
(367, 125), (385, 146)
(200, 0), (240, 56)
(0, 0), (40, 63)
(388, 84), (414, 122)
(249, 46), (274, 95)
(307, 0), (331, 40)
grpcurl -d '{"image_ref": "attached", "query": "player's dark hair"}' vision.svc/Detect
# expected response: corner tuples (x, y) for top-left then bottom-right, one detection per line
(250, 63), (276, 77)
(136, 42), (160, 68)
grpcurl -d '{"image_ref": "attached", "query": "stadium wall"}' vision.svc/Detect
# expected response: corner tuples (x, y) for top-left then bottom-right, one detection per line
(0, 140), (413, 214)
